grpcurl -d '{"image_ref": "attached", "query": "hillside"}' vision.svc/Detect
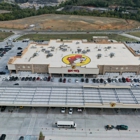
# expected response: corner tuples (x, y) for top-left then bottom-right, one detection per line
(0, 14), (139, 31)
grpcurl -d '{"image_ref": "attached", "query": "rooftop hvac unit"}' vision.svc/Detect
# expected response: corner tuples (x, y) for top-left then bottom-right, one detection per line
(47, 53), (53, 57)
(51, 49), (54, 51)
(77, 48), (82, 52)
(97, 54), (102, 59)
(62, 48), (67, 51)
(82, 50), (87, 54)
(42, 48), (45, 52)
(87, 49), (90, 52)
(45, 50), (50, 53)
(108, 46), (111, 49)
(33, 52), (39, 57)
(98, 49), (101, 51)
(31, 46), (36, 49)
(52, 46), (55, 49)
(110, 53), (115, 58)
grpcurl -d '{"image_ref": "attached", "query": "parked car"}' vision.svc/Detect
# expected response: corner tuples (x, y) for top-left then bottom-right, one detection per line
(1, 106), (6, 112)
(59, 78), (62, 82)
(17, 47), (22, 50)
(126, 78), (130, 82)
(81, 78), (84, 82)
(37, 77), (40, 80)
(104, 80), (108, 84)
(29, 77), (32, 81)
(107, 78), (111, 83)
(75, 79), (79, 83)
(105, 125), (114, 130)
(77, 108), (83, 112)
(0, 71), (6, 75)
(100, 78), (103, 83)
(47, 76), (51, 81)
(14, 83), (19, 85)
(97, 79), (100, 83)
(0, 134), (6, 140)
(68, 79), (71, 83)
(92, 79), (96, 83)
(116, 125), (128, 130)
(119, 78), (122, 82)
(19, 136), (24, 140)
(63, 78), (66, 83)
(21, 77), (25, 81)
(115, 78), (119, 83)
(32, 77), (36, 81)
(85, 78), (89, 83)
(61, 107), (66, 113)
(69, 108), (73, 115)
(43, 77), (47, 81)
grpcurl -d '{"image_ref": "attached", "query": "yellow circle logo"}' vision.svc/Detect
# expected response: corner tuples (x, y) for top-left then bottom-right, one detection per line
(62, 54), (91, 66)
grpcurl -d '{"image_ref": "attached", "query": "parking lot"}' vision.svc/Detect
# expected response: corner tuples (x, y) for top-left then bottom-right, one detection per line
(0, 107), (140, 140)
(0, 40), (30, 74)
(0, 40), (140, 140)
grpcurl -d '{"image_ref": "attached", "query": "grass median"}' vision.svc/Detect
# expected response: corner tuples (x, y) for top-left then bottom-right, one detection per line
(17, 33), (137, 42)
(0, 31), (13, 41)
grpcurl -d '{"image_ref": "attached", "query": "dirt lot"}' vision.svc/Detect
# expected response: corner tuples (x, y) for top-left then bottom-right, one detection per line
(0, 14), (140, 31)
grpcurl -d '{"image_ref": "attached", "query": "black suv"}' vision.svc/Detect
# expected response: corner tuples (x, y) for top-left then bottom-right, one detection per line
(1, 106), (6, 112)
(85, 78), (89, 83)
(0, 134), (6, 140)
(19, 136), (24, 140)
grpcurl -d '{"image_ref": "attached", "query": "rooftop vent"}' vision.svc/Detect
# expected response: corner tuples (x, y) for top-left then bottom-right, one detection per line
(98, 49), (101, 51)
(47, 53), (53, 57)
(33, 52), (39, 57)
(110, 52), (115, 58)
(42, 48), (45, 52)
(87, 49), (90, 52)
(97, 54), (102, 59)
(51, 49), (54, 51)
(108, 46), (111, 49)
(82, 50), (87, 54)
(45, 50), (50, 53)
(77, 48), (82, 52)
(31, 46), (36, 49)
(62, 48), (67, 51)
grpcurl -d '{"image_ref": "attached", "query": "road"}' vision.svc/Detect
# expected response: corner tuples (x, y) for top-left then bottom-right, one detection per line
(121, 33), (140, 41)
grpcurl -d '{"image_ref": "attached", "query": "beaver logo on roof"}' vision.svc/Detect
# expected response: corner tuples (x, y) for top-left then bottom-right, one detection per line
(62, 54), (91, 67)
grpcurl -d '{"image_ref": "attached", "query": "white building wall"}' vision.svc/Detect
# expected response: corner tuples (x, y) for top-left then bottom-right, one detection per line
(49, 66), (99, 74)
(8, 64), (15, 70)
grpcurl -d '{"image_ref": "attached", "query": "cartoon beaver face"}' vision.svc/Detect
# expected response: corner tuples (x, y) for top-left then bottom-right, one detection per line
(67, 54), (86, 65)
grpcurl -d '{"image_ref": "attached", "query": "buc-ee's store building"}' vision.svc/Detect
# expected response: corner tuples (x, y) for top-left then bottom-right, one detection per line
(8, 39), (140, 77)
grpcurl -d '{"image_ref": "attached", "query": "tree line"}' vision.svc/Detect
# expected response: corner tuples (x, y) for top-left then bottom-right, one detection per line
(0, 1), (140, 22)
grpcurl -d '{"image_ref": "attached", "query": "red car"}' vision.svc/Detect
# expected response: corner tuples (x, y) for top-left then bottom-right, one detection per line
(126, 78), (130, 82)
(63, 78), (66, 83)
(37, 77), (40, 80)
(47, 76), (51, 81)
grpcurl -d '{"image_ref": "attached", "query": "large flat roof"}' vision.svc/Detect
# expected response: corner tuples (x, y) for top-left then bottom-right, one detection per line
(0, 86), (139, 108)
(12, 40), (140, 68)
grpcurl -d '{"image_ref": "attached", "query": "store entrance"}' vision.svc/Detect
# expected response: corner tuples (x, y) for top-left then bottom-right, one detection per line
(64, 74), (83, 77)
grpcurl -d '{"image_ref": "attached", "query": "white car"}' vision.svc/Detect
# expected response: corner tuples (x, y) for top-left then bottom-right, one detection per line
(61, 107), (65, 113)
(69, 108), (73, 115)
(75, 79), (78, 83)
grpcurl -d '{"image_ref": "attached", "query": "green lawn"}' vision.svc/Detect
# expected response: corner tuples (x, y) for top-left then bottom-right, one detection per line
(0, 31), (13, 41)
(17, 33), (137, 42)
(128, 32), (140, 38)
